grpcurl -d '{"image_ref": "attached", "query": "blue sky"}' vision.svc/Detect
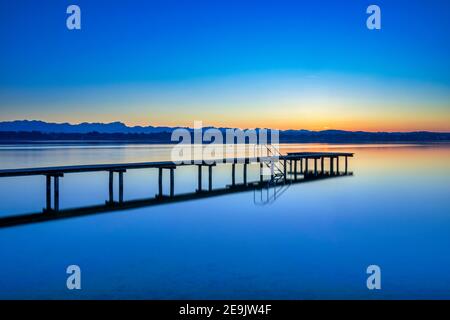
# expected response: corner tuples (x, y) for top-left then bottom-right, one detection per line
(0, 0), (449, 131)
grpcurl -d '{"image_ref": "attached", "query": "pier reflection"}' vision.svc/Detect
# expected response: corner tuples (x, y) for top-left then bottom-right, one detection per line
(0, 170), (353, 228)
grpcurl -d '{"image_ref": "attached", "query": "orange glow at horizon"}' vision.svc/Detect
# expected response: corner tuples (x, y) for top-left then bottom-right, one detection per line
(119, 109), (450, 132)
(15, 107), (449, 133)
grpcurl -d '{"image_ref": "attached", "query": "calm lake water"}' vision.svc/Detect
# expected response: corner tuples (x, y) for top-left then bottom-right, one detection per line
(0, 143), (449, 299)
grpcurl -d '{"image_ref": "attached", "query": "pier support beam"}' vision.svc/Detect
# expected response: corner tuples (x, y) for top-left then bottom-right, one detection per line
(158, 168), (163, 197)
(330, 157), (334, 175)
(336, 157), (340, 175)
(300, 159), (303, 174)
(170, 168), (175, 197)
(197, 165), (202, 192)
(118, 171), (124, 203)
(345, 156), (348, 174)
(283, 159), (287, 181)
(314, 158), (318, 176)
(155, 167), (175, 198)
(109, 171), (114, 203)
(321, 157), (324, 175)
(44, 173), (63, 213)
(270, 161), (275, 181)
(107, 170), (126, 204)
(260, 162), (264, 183)
(305, 158), (309, 175)
(243, 163), (248, 186)
(54, 175), (60, 211)
(231, 163), (236, 187)
(208, 165), (213, 191)
(294, 160), (298, 180)
(46, 175), (51, 212)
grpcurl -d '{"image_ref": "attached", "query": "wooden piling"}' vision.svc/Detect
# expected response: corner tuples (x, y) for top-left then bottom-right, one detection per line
(197, 165), (202, 192)
(158, 168), (163, 197)
(231, 163), (236, 186)
(330, 157), (334, 175)
(243, 163), (248, 186)
(118, 171), (124, 203)
(54, 176), (59, 212)
(108, 171), (114, 203)
(294, 160), (298, 180)
(260, 162), (264, 183)
(46, 175), (51, 212)
(337, 157), (340, 175)
(345, 156), (348, 174)
(208, 165), (212, 191)
(170, 168), (174, 197)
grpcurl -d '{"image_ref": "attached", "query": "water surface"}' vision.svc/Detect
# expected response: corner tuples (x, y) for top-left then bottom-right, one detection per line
(0, 143), (449, 299)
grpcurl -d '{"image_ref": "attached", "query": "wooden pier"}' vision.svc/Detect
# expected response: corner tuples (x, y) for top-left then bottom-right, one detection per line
(0, 151), (353, 227)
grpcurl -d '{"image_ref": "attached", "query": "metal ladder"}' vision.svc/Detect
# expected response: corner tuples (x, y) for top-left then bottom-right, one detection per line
(254, 144), (285, 183)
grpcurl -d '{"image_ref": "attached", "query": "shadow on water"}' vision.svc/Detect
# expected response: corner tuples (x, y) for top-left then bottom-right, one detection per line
(0, 172), (353, 229)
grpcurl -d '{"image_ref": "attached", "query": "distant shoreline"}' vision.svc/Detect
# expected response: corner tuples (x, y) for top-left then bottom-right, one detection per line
(1, 123), (450, 145)
(1, 137), (449, 146)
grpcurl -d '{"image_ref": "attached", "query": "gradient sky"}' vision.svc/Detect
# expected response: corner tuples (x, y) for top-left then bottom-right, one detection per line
(0, 0), (449, 131)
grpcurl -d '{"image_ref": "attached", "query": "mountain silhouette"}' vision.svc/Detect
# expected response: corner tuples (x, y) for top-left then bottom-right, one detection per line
(0, 120), (449, 143)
